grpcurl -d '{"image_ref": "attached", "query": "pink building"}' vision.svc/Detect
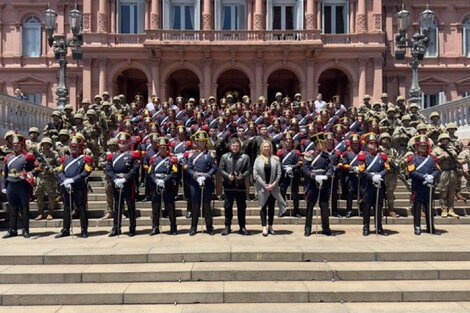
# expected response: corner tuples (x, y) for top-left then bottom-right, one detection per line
(0, 0), (469, 110)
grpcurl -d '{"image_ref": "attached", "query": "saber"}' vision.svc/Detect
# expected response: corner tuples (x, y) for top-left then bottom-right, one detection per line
(428, 184), (433, 235)
(117, 186), (123, 238)
(160, 184), (164, 231)
(200, 182), (205, 225)
(69, 188), (73, 236)
(357, 174), (361, 217)
(329, 174), (334, 217)
(375, 183), (380, 236)
(314, 179), (324, 235)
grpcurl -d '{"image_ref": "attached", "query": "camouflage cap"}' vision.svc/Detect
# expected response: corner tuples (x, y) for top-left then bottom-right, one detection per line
(438, 132), (450, 142)
(446, 122), (458, 130)
(28, 127), (40, 134)
(40, 137), (53, 146)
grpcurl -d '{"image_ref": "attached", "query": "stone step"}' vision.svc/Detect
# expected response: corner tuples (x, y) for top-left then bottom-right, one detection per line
(2, 302), (470, 313)
(1, 261), (470, 284)
(21, 215), (470, 229)
(2, 280), (470, 305)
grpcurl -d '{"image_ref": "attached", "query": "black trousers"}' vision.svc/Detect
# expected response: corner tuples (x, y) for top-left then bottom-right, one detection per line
(305, 182), (330, 231)
(112, 183), (136, 231)
(224, 190), (247, 229)
(6, 180), (30, 232)
(280, 173), (300, 214)
(151, 184), (176, 228)
(413, 201), (434, 230)
(363, 185), (384, 229)
(190, 183), (213, 229)
(62, 185), (88, 231)
(260, 195), (276, 227)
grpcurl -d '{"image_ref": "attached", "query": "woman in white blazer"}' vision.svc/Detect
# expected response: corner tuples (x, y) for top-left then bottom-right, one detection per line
(253, 140), (287, 236)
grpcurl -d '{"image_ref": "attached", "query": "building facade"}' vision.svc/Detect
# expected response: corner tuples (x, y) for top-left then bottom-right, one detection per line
(0, 0), (469, 110)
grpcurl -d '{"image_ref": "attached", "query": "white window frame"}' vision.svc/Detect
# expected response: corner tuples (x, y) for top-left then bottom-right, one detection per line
(116, 0), (145, 33)
(22, 16), (42, 57)
(321, 0), (349, 34)
(163, 0), (200, 30)
(266, 0), (304, 31)
(463, 17), (470, 57)
(24, 92), (42, 106)
(422, 20), (439, 58)
(215, 0), (247, 30)
(421, 91), (445, 109)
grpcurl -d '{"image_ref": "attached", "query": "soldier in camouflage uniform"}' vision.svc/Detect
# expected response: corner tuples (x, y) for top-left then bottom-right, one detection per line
(83, 110), (102, 169)
(433, 133), (461, 218)
(427, 111), (446, 144)
(76, 99), (91, 116)
(26, 127), (40, 152)
(56, 129), (71, 157)
(378, 132), (400, 217)
(63, 104), (75, 129)
(34, 137), (59, 220)
(0, 131), (15, 161)
(447, 122), (466, 201)
(392, 114), (416, 156)
(101, 138), (118, 220)
(408, 102), (426, 127)
(458, 142), (470, 193)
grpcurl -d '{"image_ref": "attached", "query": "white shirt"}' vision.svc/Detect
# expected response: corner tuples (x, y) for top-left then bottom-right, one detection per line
(314, 100), (327, 113)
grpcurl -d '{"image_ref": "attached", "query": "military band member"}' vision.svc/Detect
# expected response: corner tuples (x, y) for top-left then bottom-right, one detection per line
(2, 134), (36, 238)
(407, 135), (441, 235)
(55, 136), (93, 238)
(302, 132), (334, 236)
(357, 133), (389, 236)
(149, 137), (178, 235)
(187, 130), (218, 236)
(105, 132), (141, 237)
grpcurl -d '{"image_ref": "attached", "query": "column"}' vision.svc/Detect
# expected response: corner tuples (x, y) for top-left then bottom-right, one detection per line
(247, 0), (253, 31)
(371, 0), (382, 32)
(203, 0), (212, 30)
(99, 59), (107, 95)
(145, 0), (150, 30)
(255, 61), (263, 98)
(349, 1), (355, 34)
(254, 0), (264, 30)
(358, 58), (366, 101)
(110, 0), (116, 33)
(83, 0), (92, 32)
(316, 0), (321, 30)
(152, 61), (160, 96)
(98, 0), (108, 33)
(306, 0), (315, 30)
(151, 0), (161, 29)
(356, 0), (366, 33)
(69, 75), (77, 109)
(204, 60), (212, 98)
(373, 57), (383, 100)
(82, 59), (92, 103)
(306, 59), (315, 99)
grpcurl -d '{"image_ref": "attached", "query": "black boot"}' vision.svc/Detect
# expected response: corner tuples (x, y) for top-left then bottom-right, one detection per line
(427, 227), (441, 235)
(81, 229), (88, 238)
(322, 229), (334, 236)
(221, 226), (231, 236)
(414, 226), (421, 236)
(362, 225), (370, 236)
(304, 227), (311, 237)
(55, 229), (70, 238)
(22, 229), (30, 238)
(108, 228), (121, 237)
(128, 227), (136, 237)
(3, 230), (18, 239)
(189, 227), (197, 236)
(170, 225), (178, 235)
(238, 228), (249, 235)
(377, 227), (389, 236)
(150, 227), (160, 236)
(206, 226), (215, 236)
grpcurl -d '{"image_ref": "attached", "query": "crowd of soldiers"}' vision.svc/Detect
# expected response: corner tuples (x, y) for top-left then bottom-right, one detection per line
(0, 90), (468, 238)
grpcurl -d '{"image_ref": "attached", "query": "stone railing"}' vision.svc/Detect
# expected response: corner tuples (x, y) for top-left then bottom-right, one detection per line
(0, 94), (54, 137)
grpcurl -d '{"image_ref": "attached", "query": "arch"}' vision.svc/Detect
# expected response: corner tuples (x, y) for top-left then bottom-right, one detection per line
(315, 61), (356, 85)
(213, 62), (255, 84)
(166, 69), (200, 100)
(266, 69), (300, 102)
(19, 12), (44, 24)
(114, 68), (149, 102)
(110, 61), (152, 85)
(161, 62), (204, 86)
(317, 68), (351, 107)
(460, 13), (470, 25)
(216, 69), (251, 101)
(263, 61), (306, 87)
(22, 15), (42, 57)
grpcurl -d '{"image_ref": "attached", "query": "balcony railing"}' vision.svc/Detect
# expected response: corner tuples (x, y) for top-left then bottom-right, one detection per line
(421, 96), (470, 128)
(0, 94), (53, 137)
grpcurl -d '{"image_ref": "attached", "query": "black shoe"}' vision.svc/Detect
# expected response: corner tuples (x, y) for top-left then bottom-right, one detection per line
(170, 226), (178, 235)
(238, 228), (249, 236)
(278, 211), (286, 218)
(3, 230), (18, 239)
(428, 228), (441, 235)
(206, 226), (215, 236)
(108, 229), (121, 237)
(363, 226), (370, 236)
(304, 228), (311, 237)
(22, 230), (30, 238)
(81, 230), (88, 238)
(186, 211), (192, 219)
(377, 228), (389, 236)
(128, 229), (136, 237)
(189, 228), (197, 236)
(221, 226), (231, 236)
(344, 211), (353, 218)
(334, 213), (343, 218)
(268, 228), (275, 235)
(150, 228), (160, 236)
(55, 229), (70, 238)
(322, 229), (334, 236)
(414, 227), (421, 236)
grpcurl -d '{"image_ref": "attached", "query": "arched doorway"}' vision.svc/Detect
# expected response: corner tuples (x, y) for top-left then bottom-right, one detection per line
(166, 69), (200, 100)
(216, 69), (250, 101)
(115, 68), (148, 102)
(318, 69), (351, 107)
(267, 69), (300, 102)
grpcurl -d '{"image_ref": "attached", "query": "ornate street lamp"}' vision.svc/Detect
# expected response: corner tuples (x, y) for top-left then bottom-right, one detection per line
(394, 3), (435, 106)
(44, 4), (83, 110)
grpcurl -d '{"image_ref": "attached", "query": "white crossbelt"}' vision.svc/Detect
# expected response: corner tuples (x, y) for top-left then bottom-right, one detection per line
(7, 155), (22, 169)
(416, 155), (431, 172)
(282, 150), (295, 165)
(112, 153), (126, 168)
(64, 155), (84, 173)
(366, 154), (380, 172)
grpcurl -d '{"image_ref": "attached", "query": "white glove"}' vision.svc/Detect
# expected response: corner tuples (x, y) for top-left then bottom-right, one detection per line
(64, 182), (72, 190)
(1, 188), (6, 194)
(315, 175), (328, 184)
(157, 179), (165, 188)
(63, 178), (74, 186)
(372, 174), (382, 185)
(197, 176), (206, 186)
(284, 166), (293, 173)
(353, 166), (360, 174)
(176, 153), (184, 161)
(424, 174), (434, 185)
(114, 178), (126, 189)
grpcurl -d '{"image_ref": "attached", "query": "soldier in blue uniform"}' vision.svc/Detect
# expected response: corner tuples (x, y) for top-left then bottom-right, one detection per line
(302, 132), (335, 237)
(325, 132), (343, 217)
(149, 137), (178, 235)
(339, 133), (362, 217)
(187, 130), (218, 236)
(55, 136), (93, 238)
(407, 135), (441, 235)
(2, 134), (36, 238)
(277, 132), (303, 218)
(357, 133), (390, 236)
(105, 132), (141, 237)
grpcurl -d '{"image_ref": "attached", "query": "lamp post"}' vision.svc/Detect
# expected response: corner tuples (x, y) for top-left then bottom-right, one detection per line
(44, 4), (83, 111)
(394, 3), (435, 106)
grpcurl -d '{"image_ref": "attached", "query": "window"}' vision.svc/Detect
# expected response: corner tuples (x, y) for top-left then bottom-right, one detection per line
(163, 0), (200, 30)
(422, 91), (445, 109)
(24, 93), (41, 106)
(422, 20), (438, 57)
(322, 0), (349, 34)
(215, 1), (246, 30)
(266, 0), (303, 30)
(463, 17), (470, 57)
(22, 16), (41, 57)
(463, 91), (470, 98)
(117, 0), (144, 33)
